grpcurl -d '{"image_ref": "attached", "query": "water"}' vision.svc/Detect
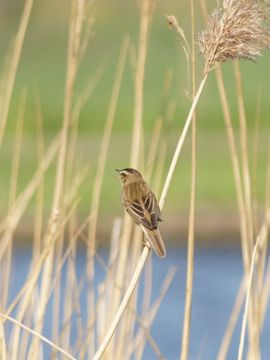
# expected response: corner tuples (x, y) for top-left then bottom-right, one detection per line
(9, 247), (270, 359)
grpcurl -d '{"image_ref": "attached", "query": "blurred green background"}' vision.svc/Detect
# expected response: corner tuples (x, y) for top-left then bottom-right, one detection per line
(0, 0), (269, 243)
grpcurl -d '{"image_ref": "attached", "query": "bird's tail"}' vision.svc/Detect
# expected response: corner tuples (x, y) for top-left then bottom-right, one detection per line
(144, 228), (166, 258)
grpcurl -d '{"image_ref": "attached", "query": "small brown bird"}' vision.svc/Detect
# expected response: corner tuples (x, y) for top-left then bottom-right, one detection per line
(116, 168), (166, 258)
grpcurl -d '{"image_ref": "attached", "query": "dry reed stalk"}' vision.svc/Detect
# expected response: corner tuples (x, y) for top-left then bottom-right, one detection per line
(117, 228), (142, 359)
(259, 147), (270, 280)
(131, 267), (176, 360)
(180, 0), (196, 358)
(215, 66), (250, 270)
(234, 62), (254, 251)
(0, 135), (61, 260)
(0, 319), (7, 360)
(86, 37), (129, 357)
(0, 311), (76, 360)
(1, 91), (26, 309)
(257, 145), (270, 278)
(136, 253), (152, 357)
(234, 62), (261, 359)
(0, 0), (34, 149)
(159, 72), (207, 210)
(33, 93), (45, 261)
(251, 93), (262, 235)
(217, 279), (246, 360)
(256, 212), (270, 327)
(238, 236), (260, 360)
(146, 69), (173, 179)
(130, 0), (154, 168)
(101, 218), (122, 336)
(260, 250), (270, 324)
(60, 219), (79, 352)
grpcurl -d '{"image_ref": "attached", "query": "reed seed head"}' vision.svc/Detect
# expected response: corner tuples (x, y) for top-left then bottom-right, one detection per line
(199, 0), (270, 73)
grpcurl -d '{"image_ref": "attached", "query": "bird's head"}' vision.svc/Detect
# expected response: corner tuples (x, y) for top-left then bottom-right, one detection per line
(115, 168), (143, 185)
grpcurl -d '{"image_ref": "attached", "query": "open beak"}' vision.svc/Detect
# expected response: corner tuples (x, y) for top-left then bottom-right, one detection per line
(115, 169), (121, 179)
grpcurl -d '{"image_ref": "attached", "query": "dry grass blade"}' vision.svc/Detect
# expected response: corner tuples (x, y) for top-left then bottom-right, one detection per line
(0, 135), (61, 259)
(1, 91), (26, 309)
(180, 0), (197, 358)
(130, 0), (155, 168)
(215, 66), (250, 271)
(238, 236), (260, 360)
(0, 312), (76, 360)
(217, 279), (246, 360)
(130, 267), (176, 359)
(0, 0), (34, 149)
(159, 72), (207, 210)
(0, 321), (7, 360)
(199, 0), (270, 73)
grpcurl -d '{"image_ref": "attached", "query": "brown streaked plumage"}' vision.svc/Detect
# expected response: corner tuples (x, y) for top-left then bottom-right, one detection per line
(116, 168), (166, 258)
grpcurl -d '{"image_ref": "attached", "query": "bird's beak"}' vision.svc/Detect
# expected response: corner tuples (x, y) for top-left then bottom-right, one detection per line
(115, 169), (121, 179)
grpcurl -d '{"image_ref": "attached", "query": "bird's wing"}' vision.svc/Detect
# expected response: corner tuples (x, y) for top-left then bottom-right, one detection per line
(124, 191), (159, 230)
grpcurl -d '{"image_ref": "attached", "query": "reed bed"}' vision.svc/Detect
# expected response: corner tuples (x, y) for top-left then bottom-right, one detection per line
(0, 0), (270, 359)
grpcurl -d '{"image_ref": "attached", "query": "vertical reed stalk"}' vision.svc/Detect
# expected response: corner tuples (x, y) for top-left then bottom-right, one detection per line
(0, 0), (34, 149)
(234, 62), (260, 359)
(238, 237), (260, 360)
(1, 91), (26, 309)
(159, 72), (207, 210)
(180, 0), (196, 357)
(33, 94), (44, 261)
(215, 67), (250, 272)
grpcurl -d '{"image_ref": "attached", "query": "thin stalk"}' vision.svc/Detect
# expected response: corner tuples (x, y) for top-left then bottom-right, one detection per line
(33, 93), (44, 261)
(159, 72), (207, 210)
(180, 0), (196, 357)
(215, 67), (250, 272)
(0, 312), (76, 360)
(1, 90), (26, 309)
(0, 0), (34, 149)
(217, 279), (246, 360)
(130, 0), (154, 168)
(234, 62), (260, 359)
(238, 237), (259, 360)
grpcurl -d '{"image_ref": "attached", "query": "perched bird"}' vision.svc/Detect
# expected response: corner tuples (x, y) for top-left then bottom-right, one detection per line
(116, 168), (166, 258)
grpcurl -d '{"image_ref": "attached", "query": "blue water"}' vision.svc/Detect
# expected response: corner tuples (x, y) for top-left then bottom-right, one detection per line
(9, 247), (270, 359)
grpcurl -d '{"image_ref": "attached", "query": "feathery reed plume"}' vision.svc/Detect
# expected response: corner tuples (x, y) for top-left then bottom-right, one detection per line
(199, 0), (270, 73)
